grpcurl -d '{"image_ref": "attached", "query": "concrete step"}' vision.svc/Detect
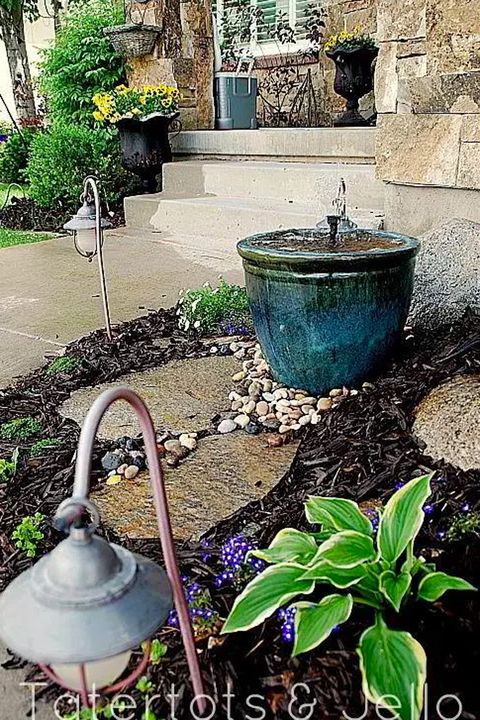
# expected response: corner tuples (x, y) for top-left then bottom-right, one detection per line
(171, 128), (377, 164)
(162, 160), (384, 212)
(124, 194), (384, 240)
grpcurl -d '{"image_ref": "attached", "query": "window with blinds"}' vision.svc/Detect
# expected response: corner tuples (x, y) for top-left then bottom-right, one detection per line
(215, 0), (312, 48)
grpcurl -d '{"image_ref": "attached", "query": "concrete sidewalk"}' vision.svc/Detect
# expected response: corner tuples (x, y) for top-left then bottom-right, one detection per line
(0, 232), (243, 388)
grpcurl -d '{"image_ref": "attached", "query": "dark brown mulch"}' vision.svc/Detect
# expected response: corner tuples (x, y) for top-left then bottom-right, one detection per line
(0, 196), (126, 233)
(0, 308), (479, 719)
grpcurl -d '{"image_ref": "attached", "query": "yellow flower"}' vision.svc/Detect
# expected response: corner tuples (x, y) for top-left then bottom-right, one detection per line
(132, 107), (141, 115)
(115, 84), (129, 94)
(93, 110), (105, 122)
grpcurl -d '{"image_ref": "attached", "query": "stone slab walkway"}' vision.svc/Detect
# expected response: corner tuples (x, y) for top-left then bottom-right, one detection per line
(60, 355), (299, 541)
(0, 233), (242, 388)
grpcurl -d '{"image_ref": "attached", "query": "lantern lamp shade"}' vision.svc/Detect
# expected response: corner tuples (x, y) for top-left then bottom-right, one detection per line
(63, 199), (112, 234)
(0, 531), (172, 666)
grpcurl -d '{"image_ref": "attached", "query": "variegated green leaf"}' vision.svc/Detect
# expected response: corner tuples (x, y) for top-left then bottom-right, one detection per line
(305, 496), (373, 535)
(358, 616), (426, 720)
(250, 528), (318, 565)
(299, 561), (367, 588)
(311, 530), (376, 569)
(418, 571), (476, 602)
(378, 475), (432, 563)
(292, 594), (353, 656)
(221, 564), (315, 634)
(380, 570), (411, 612)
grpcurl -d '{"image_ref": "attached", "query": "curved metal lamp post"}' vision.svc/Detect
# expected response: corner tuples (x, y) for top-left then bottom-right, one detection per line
(0, 388), (207, 714)
(63, 176), (113, 341)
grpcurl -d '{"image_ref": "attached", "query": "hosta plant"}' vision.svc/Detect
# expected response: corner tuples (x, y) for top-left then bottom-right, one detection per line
(222, 475), (476, 720)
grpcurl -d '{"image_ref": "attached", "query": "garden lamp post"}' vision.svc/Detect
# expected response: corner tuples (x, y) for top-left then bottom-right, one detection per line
(0, 387), (208, 714)
(63, 176), (113, 341)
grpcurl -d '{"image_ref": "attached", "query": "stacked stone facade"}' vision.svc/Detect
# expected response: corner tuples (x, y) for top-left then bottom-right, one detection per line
(126, 0), (215, 130)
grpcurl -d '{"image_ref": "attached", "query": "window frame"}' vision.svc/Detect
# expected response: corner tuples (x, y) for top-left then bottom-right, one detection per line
(215, 0), (311, 57)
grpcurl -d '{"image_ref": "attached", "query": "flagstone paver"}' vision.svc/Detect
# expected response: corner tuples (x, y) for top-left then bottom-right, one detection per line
(413, 374), (480, 470)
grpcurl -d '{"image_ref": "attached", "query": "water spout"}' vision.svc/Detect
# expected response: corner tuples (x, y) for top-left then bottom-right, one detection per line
(317, 178), (358, 233)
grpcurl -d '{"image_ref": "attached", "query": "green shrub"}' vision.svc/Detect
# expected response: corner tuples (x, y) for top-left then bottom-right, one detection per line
(27, 123), (131, 210)
(177, 280), (253, 335)
(0, 130), (37, 184)
(0, 417), (42, 441)
(38, 0), (125, 126)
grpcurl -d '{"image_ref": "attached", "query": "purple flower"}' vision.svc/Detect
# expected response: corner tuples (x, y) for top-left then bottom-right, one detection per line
(277, 608), (296, 643)
(215, 535), (265, 587)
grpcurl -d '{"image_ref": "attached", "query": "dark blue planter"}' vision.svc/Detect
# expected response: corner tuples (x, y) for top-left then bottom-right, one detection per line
(237, 229), (420, 395)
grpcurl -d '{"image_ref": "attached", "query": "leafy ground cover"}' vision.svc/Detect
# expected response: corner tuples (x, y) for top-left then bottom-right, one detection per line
(0, 308), (478, 719)
(0, 227), (52, 249)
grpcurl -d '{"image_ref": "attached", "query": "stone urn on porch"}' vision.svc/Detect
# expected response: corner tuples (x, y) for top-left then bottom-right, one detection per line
(93, 84), (181, 193)
(325, 30), (378, 126)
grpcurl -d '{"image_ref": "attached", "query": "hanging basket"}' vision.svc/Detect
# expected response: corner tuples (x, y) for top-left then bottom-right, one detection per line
(103, 24), (160, 58)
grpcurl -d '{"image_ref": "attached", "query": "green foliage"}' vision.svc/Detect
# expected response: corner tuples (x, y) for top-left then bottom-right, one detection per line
(222, 475), (476, 720)
(38, 0), (125, 126)
(0, 416), (41, 441)
(136, 675), (154, 694)
(30, 438), (62, 457)
(0, 448), (18, 483)
(27, 123), (131, 210)
(0, 130), (37, 184)
(177, 280), (253, 336)
(47, 355), (80, 375)
(148, 638), (168, 664)
(446, 510), (480, 541)
(12, 512), (45, 557)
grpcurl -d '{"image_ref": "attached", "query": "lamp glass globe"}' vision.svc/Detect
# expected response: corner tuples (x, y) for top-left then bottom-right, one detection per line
(75, 228), (97, 256)
(51, 650), (132, 692)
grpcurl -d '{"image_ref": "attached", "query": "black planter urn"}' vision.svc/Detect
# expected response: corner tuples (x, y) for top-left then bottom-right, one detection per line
(326, 46), (378, 127)
(116, 112), (179, 193)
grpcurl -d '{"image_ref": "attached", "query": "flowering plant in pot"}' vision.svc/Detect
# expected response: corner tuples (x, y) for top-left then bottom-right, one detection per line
(325, 28), (378, 126)
(93, 84), (180, 193)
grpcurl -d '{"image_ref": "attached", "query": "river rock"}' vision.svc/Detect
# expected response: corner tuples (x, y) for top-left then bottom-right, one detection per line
(125, 465), (140, 480)
(234, 414), (250, 429)
(256, 400), (270, 416)
(218, 418), (237, 434)
(410, 218), (480, 330)
(101, 452), (123, 472)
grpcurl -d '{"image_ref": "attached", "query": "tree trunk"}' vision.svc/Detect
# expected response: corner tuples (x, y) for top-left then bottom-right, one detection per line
(0, 4), (37, 119)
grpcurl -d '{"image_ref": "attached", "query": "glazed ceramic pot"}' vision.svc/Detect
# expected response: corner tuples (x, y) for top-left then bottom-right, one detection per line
(237, 228), (419, 395)
(116, 112), (179, 193)
(326, 46), (379, 126)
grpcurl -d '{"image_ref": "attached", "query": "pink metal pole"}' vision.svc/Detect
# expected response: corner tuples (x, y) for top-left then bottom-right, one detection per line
(61, 387), (207, 714)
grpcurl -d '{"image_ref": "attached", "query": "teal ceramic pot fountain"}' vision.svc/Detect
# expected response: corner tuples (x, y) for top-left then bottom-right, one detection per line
(237, 228), (420, 395)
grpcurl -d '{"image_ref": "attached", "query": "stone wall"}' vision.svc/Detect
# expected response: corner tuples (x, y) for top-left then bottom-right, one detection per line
(374, 0), (480, 233)
(126, 0), (215, 130)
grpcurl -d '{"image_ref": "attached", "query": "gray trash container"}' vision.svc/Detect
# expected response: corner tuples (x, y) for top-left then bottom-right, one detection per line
(215, 71), (258, 130)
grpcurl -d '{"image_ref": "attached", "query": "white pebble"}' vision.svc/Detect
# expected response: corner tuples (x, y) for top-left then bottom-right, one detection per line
(234, 414), (250, 429)
(218, 419), (237, 434)
(117, 463), (128, 475)
(299, 415), (311, 426)
(179, 434), (197, 451)
(279, 425), (291, 434)
(243, 400), (256, 415)
(232, 371), (246, 382)
(310, 411), (319, 425)
(329, 388), (343, 398)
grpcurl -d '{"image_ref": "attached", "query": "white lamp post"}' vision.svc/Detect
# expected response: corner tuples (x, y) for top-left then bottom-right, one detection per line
(0, 388), (207, 714)
(63, 176), (113, 341)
